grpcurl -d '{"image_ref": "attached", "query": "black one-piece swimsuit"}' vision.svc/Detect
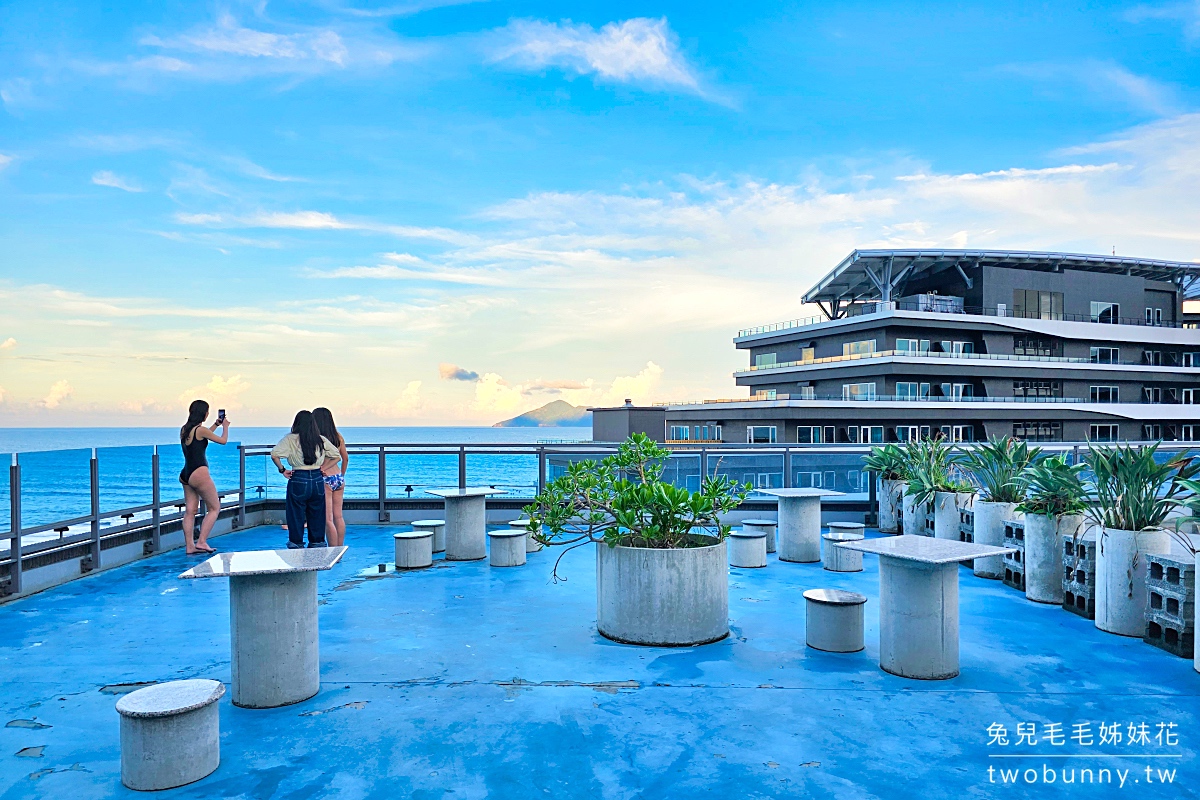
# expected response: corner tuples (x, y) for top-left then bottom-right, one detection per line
(179, 432), (209, 485)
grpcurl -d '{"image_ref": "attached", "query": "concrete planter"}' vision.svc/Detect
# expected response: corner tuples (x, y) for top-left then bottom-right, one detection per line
(879, 480), (904, 533)
(596, 539), (729, 646)
(1023, 514), (1062, 604)
(902, 494), (928, 537)
(972, 501), (1016, 579)
(1096, 527), (1171, 637)
(933, 492), (972, 540)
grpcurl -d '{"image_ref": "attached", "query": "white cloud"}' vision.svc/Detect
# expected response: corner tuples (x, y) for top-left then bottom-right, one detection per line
(0, 154), (12, 170)
(180, 374), (251, 411)
(144, 13), (349, 65)
(492, 18), (700, 92)
(439, 363), (479, 381)
(1001, 60), (1179, 116)
(176, 209), (474, 244)
(0, 337), (15, 350)
(471, 373), (526, 415)
(1125, 2), (1200, 40)
(92, 170), (144, 192)
(41, 380), (73, 409)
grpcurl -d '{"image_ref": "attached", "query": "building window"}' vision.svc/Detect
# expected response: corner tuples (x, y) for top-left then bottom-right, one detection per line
(1090, 386), (1119, 403)
(896, 382), (930, 401)
(1184, 353), (1200, 368)
(1142, 424), (1163, 441)
(940, 340), (974, 354)
(669, 426), (690, 441)
(1144, 387), (1163, 404)
(693, 424), (722, 442)
(1145, 308), (1163, 326)
(754, 353), (777, 368)
(855, 426), (884, 444)
(797, 425), (836, 444)
(1144, 350), (1163, 366)
(1183, 425), (1200, 442)
(1090, 424), (1120, 442)
(940, 383), (974, 400)
(1013, 422), (1062, 442)
(843, 339), (877, 357)
(1014, 289), (1064, 320)
(800, 347), (815, 362)
(895, 338), (929, 354)
(747, 426), (777, 444)
(799, 386), (815, 400)
(1091, 301), (1120, 324)
(1013, 380), (1062, 398)
(941, 425), (975, 442)
(1014, 336), (1059, 357)
(842, 382), (877, 401)
(1090, 347), (1119, 364)
(754, 389), (778, 400)
(1183, 388), (1199, 404)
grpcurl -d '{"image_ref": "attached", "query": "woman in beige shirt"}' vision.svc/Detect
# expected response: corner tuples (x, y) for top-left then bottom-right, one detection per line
(270, 410), (341, 548)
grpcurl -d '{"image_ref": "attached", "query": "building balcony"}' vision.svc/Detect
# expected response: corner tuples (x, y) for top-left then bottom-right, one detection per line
(735, 348), (1197, 376)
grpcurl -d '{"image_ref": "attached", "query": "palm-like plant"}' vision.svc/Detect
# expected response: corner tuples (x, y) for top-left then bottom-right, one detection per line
(959, 436), (1041, 503)
(863, 443), (908, 481)
(904, 437), (971, 507)
(1085, 442), (1198, 531)
(1163, 477), (1200, 558)
(1016, 454), (1087, 517)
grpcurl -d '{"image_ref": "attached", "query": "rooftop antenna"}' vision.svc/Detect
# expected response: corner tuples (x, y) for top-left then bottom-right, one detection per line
(1112, 246), (1116, 255)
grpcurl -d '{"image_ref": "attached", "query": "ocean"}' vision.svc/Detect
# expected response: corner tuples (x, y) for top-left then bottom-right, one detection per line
(0, 427), (592, 533)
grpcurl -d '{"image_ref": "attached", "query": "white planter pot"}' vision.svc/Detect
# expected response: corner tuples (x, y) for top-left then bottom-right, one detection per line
(1095, 527), (1171, 637)
(1024, 514), (1062, 604)
(878, 479), (904, 533)
(933, 492), (972, 541)
(596, 539), (729, 646)
(902, 494), (929, 537)
(972, 501), (1016, 579)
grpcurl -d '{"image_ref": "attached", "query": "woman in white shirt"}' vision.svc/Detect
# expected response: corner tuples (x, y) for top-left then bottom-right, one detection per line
(270, 410), (341, 548)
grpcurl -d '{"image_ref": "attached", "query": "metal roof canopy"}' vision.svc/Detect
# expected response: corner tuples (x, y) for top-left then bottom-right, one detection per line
(803, 249), (1200, 319)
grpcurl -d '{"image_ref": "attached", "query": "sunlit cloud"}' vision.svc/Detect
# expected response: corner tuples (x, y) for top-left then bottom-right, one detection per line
(92, 170), (145, 192)
(439, 363), (479, 381)
(1000, 60), (1180, 116)
(41, 380), (73, 409)
(0, 337), (16, 350)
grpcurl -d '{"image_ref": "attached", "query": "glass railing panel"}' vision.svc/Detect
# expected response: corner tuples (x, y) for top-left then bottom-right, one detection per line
(98, 445), (153, 518)
(464, 452), (540, 500)
(386, 452), (460, 499)
(18, 448), (92, 531)
(0, 454), (10, 537)
(706, 452), (786, 492)
(789, 449), (871, 499)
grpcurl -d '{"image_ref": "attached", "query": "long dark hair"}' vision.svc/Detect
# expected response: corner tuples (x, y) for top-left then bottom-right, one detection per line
(313, 407), (342, 448)
(181, 400), (209, 444)
(290, 410), (321, 465)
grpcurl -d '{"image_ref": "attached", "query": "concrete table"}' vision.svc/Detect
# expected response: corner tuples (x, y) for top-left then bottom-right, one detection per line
(757, 489), (844, 563)
(836, 535), (1015, 680)
(179, 547), (347, 708)
(426, 488), (506, 561)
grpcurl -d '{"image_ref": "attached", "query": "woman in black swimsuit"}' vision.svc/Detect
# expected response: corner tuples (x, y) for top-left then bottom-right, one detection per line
(179, 399), (231, 555)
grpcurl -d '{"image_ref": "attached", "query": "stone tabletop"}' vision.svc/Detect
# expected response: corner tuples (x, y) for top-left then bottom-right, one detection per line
(116, 679), (225, 718)
(178, 546), (348, 579)
(835, 535), (1015, 564)
(425, 488), (507, 498)
(756, 489), (845, 498)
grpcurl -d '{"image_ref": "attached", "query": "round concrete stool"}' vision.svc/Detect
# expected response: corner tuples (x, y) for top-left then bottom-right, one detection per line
(728, 529), (767, 568)
(509, 518), (542, 552)
(116, 679), (224, 791)
(394, 530), (433, 570)
(827, 521), (866, 537)
(823, 532), (865, 573)
(411, 519), (446, 554)
(804, 589), (867, 653)
(488, 529), (527, 567)
(742, 519), (778, 554)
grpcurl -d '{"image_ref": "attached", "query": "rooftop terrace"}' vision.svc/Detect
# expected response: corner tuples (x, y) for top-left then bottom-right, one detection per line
(1, 521), (1195, 798)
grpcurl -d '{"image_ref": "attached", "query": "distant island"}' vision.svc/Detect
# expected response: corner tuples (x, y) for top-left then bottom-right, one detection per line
(493, 400), (592, 428)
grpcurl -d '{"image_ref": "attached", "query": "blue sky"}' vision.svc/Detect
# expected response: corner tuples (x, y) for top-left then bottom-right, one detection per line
(2, 1), (1200, 424)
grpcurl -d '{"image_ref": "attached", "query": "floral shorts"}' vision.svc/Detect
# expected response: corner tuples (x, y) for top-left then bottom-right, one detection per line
(324, 473), (345, 491)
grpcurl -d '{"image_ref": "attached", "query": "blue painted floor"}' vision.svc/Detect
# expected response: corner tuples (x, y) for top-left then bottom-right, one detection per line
(0, 525), (1196, 799)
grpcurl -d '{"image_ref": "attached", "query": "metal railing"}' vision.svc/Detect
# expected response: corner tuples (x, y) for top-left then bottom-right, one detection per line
(737, 300), (1190, 338)
(734, 348), (1195, 375)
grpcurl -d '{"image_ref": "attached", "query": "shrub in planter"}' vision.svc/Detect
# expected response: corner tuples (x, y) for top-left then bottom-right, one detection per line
(863, 443), (907, 533)
(1016, 454), (1088, 602)
(961, 437), (1041, 579)
(905, 438), (973, 540)
(1166, 478), (1200, 672)
(1086, 443), (1198, 636)
(525, 433), (749, 646)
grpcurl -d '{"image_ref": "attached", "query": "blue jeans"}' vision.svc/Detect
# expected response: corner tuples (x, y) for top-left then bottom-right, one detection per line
(285, 470), (328, 548)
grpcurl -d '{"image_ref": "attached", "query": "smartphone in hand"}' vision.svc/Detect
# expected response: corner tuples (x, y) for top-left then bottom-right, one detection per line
(217, 409), (226, 423)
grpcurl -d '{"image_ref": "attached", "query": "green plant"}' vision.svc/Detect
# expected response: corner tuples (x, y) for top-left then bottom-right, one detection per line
(1164, 477), (1200, 558)
(1085, 442), (1198, 531)
(863, 443), (908, 481)
(523, 433), (750, 580)
(1016, 454), (1087, 517)
(959, 436), (1042, 503)
(904, 437), (972, 507)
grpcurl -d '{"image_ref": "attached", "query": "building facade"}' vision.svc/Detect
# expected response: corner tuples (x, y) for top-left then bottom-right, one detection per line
(663, 250), (1200, 446)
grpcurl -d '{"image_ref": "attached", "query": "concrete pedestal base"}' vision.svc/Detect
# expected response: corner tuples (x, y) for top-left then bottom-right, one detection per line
(596, 541), (728, 646)
(1024, 514), (1062, 604)
(879, 480), (904, 533)
(117, 680), (224, 791)
(972, 502), (1015, 579)
(742, 519), (777, 554)
(411, 519), (446, 554)
(823, 533), (864, 572)
(878, 556), (960, 679)
(488, 529), (527, 567)
(804, 589), (866, 652)
(777, 498), (822, 563)
(394, 531), (433, 570)
(230, 571), (319, 708)
(728, 531), (767, 568)
(1096, 527), (1171, 636)
(444, 497), (487, 561)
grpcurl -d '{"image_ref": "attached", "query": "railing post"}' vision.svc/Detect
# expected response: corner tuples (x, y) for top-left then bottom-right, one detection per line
(237, 445), (246, 529)
(700, 448), (708, 485)
(783, 448), (792, 489)
(377, 447), (388, 522)
(537, 447), (546, 496)
(88, 448), (100, 571)
(458, 446), (467, 490)
(151, 447), (161, 553)
(867, 470), (878, 526)
(9, 454), (22, 595)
